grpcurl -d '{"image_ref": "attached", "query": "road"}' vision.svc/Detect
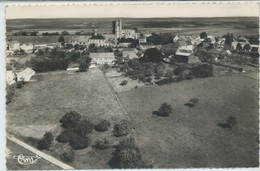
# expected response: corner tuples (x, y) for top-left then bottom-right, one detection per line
(7, 134), (74, 170)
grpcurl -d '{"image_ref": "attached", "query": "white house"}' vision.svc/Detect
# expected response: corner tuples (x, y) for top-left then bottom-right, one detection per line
(6, 71), (15, 85)
(88, 35), (109, 47)
(17, 67), (35, 82)
(20, 43), (34, 54)
(89, 52), (115, 65)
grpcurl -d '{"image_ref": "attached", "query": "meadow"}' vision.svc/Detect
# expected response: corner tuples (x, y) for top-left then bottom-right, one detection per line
(118, 74), (259, 168)
(6, 68), (128, 168)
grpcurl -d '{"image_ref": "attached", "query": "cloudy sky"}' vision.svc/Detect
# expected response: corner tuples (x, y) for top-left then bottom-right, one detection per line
(6, 3), (259, 19)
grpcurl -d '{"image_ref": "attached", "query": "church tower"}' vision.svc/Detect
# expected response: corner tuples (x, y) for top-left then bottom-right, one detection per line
(112, 19), (122, 39)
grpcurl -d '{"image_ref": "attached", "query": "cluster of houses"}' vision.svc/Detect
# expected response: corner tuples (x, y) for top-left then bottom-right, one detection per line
(6, 19), (260, 81)
(6, 67), (35, 85)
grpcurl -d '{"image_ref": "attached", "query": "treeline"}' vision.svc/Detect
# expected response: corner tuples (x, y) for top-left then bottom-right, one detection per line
(28, 48), (91, 72)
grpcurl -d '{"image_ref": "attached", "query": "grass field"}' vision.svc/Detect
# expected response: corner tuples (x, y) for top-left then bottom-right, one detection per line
(6, 68), (128, 168)
(117, 74), (259, 168)
(6, 140), (60, 170)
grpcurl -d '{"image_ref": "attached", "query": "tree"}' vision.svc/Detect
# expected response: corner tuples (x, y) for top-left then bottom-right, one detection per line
(109, 138), (145, 168)
(190, 64), (213, 78)
(243, 43), (251, 51)
(93, 138), (110, 149)
(69, 134), (91, 150)
(60, 111), (81, 129)
(74, 118), (94, 135)
(37, 132), (54, 150)
(79, 57), (92, 72)
(140, 48), (163, 63)
(95, 120), (111, 132)
(60, 150), (74, 163)
(101, 64), (110, 73)
(236, 43), (242, 50)
(61, 30), (70, 35)
(200, 32), (207, 39)
(155, 62), (166, 79)
(113, 120), (130, 137)
(58, 35), (65, 43)
(158, 103), (172, 117)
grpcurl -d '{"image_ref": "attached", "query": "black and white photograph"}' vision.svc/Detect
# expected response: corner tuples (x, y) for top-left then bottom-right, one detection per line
(4, 3), (259, 170)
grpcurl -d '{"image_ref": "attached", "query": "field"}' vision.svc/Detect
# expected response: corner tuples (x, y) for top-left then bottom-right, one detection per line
(6, 140), (60, 170)
(6, 68), (128, 168)
(7, 17), (258, 37)
(117, 73), (259, 168)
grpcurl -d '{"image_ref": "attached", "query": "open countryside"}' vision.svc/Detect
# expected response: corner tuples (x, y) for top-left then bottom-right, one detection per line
(6, 16), (259, 169)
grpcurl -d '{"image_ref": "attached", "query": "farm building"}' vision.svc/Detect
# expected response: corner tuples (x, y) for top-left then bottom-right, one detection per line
(89, 52), (115, 65)
(88, 35), (109, 47)
(20, 43), (34, 53)
(122, 51), (138, 60)
(175, 47), (199, 63)
(7, 41), (20, 51)
(16, 67), (35, 82)
(6, 71), (16, 85)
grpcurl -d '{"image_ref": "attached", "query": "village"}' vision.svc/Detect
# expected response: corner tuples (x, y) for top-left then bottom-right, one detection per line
(5, 18), (259, 169)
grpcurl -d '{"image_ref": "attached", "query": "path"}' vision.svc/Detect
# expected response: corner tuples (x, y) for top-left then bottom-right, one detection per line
(7, 134), (74, 170)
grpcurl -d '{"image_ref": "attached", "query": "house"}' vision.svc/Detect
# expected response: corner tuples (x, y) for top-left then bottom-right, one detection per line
(139, 34), (147, 44)
(89, 52), (115, 65)
(20, 43), (34, 53)
(68, 36), (91, 46)
(175, 46), (198, 63)
(122, 51), (138, 60)
(7, 41), (20, 51)
(17, 67), (35, 82)
(6, 71), (15, 85)
(202, 36), (216, 48)
(88, 35), (109, 47)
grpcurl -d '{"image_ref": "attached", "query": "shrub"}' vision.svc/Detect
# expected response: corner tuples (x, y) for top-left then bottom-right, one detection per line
(174, 65), (187, 76)
(218, 116), (237, 129)
(69, 134), (91, 150)
(60, 150), (74, 163)
(158, 103), (172, 117)
(113, 120), (130, 137)
(6, 85), (15, 104)
(60, 111), (81, 129)
(16, 81), (24, 89)
(109, 137), (145, 168)
(95, 120), (111, 132)
(120, 80), (128, 86)
(190, 64), (213, 78)
(37, 132), (54, 150)
(93, 138), (110, 150)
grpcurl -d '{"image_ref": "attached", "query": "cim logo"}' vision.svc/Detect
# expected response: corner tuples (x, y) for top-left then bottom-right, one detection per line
(13, 154), (41, 165)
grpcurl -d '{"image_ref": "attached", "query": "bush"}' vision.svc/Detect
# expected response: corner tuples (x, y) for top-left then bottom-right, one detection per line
(95, 120), (111, 132)
(93, 138), (110, 150)
(60, 150), (74, 163)
(109, 138), (145, 168)
(60, 111), (81, 129)
(158, 103), (172, 117)
(37, 132), (54, 150)
(184, 98), (199, 107)
(16, 81), (24, 89)
(69, 134), (91, 150)
(6, 85), (15, 104)
(174, 65), (187, 76)
(120, 80), (128, 86)
(190, 64), (213, 78)
(218, 116), (237, 129)
(113, 120), (130, 137)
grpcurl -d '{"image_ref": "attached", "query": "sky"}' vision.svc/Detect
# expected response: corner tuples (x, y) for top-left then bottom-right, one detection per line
(6, 3), (259, 19)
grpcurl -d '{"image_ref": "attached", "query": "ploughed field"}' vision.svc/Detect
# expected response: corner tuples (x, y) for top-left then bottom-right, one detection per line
(117, 74), (259, 168)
